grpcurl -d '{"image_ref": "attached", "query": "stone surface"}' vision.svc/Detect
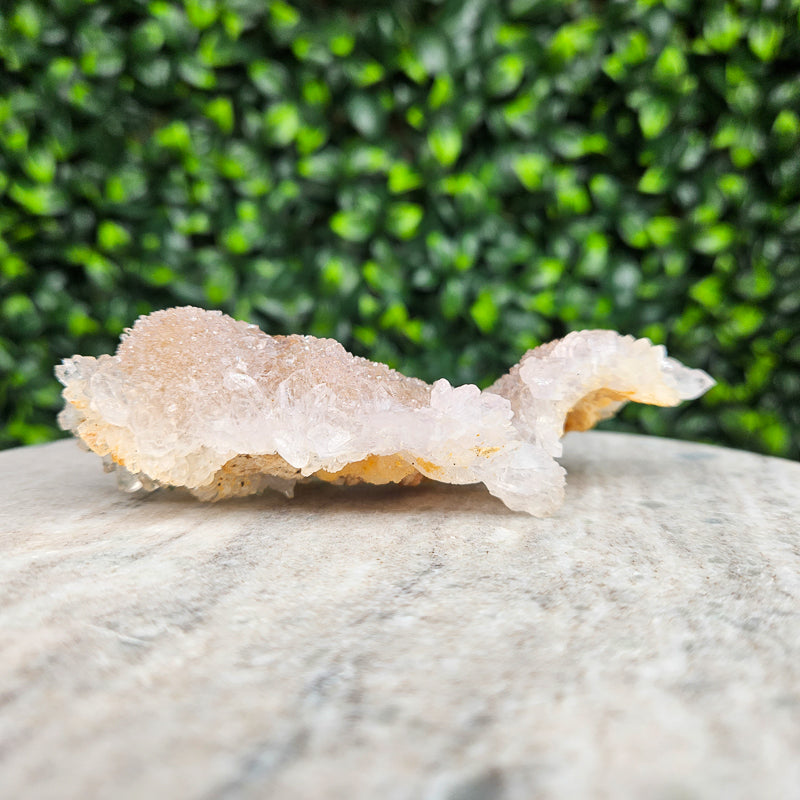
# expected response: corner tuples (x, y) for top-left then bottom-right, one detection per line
(56, 307), (714, 516)
(1, 433), (799, 800)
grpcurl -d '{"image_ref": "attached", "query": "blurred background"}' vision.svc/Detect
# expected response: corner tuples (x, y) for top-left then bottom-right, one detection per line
(0, 0), (798, 457)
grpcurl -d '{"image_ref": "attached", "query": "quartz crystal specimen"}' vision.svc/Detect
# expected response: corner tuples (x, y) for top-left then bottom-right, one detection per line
(56, 307), (714, 516)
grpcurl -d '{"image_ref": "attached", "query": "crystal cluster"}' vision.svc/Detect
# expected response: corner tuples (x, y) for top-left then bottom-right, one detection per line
(56, 307), (714, 516)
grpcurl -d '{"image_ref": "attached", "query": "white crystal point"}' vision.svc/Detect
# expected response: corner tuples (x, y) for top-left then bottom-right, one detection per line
(487, 330), (716, 458)
(55, 308), (714, 516)
(661, 355), (717, 400)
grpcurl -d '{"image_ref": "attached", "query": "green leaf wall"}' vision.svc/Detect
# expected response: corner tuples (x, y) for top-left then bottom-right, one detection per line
(1, 0), (799, 458)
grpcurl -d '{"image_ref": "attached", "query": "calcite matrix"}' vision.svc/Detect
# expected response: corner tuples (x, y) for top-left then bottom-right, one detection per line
(56, 307), (714, 516)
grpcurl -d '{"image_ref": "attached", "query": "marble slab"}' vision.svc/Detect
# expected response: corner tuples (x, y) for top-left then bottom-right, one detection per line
(1, 433), (799, 800)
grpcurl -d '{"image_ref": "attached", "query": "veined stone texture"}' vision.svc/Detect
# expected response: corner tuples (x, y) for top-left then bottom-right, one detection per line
(56, 307), (714, 516)
(2, 433), (799, 800)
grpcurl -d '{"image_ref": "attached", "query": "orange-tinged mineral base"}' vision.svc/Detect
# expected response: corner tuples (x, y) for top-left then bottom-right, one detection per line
(315, 454), (423, 486)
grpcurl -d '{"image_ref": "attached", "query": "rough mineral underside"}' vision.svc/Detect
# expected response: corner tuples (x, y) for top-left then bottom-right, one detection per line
(56, 307), (715, 516)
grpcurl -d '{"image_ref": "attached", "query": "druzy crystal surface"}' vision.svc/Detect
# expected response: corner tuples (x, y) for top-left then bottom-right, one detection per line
(56, 307), (714, 516)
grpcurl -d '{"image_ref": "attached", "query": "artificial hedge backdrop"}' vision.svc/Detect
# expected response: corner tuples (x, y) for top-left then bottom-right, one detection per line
(1, 0), (799, 458)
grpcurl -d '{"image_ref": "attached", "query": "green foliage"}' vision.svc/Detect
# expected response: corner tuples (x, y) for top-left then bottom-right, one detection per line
(1, 0), (799, 460)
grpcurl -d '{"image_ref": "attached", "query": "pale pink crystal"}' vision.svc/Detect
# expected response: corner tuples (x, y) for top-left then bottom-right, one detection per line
(56, 307), (714, 516)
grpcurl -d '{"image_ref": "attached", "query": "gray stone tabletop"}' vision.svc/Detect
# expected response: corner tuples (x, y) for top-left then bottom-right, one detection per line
(1, 432), (799, 800)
